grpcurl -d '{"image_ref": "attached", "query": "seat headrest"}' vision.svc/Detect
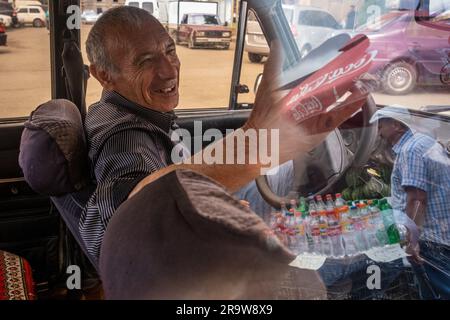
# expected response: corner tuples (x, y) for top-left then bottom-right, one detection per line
(19, 99), (90, 196)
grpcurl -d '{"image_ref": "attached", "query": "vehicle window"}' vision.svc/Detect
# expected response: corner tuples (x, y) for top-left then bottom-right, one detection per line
(81, 3), (235, 110)
(0, 2), (237, 118)
(238, 1), (450, 301)
(142, 2), (154, 14)
(282, 7), (294, 24)
(298, 10), (338, 28)
(355, 12), (403, 32)
(238, 9), (266, 105)
(430, 0), (450, 14)
(128, 2), (139, 8)
(248, 10), (257, 21)
(0, 6), (50, 118)
(0, 3), (13, 13)
(188, 14), (220, 25)
(239, 0), (450, 112)
(30, 8), (40, 14)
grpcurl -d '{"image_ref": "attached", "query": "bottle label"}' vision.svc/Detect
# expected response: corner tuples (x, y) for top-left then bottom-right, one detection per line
(311, 226), (321, 237)
(352, 217), (364, 231)
(328, 225), (342, 236)
(297, 224), (305, 236)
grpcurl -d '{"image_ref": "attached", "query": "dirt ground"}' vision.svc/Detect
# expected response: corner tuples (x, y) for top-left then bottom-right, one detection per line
(0, 25), (449, 119)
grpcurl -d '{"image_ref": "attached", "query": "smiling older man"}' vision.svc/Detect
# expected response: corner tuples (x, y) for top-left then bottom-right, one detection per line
(81, 6), (364, 265)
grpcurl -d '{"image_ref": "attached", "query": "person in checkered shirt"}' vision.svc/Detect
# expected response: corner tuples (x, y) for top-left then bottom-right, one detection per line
(371, 108), (450, 300)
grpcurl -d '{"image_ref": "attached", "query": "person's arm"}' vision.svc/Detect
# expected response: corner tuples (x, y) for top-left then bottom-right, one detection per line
(130, 41), (368, 199)
(405, 186), (427, 228)
(403, 186), (427, 263)
(92, 129), (168, 214)
(399, 147), (429, 262)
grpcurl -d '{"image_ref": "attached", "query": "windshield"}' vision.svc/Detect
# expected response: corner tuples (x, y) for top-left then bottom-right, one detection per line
(298, 10), (340, 28)
(188, 14), (220, 25)
(142, 2), (154, 14)
(283, 7), (294, 24)
(239, 0), (450, 300)
(355, 11), (404, 32)
(241, 0), (450, 112)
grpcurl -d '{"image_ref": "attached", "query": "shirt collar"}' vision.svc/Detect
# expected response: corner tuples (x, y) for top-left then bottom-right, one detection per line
(392, 129), (413, 154)
(102, 90), (177, 133)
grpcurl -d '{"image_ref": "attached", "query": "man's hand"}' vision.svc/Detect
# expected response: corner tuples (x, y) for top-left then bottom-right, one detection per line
(239, 200), (250, 208)
(405, 187), (427, 227)
(406, 241), (423, 264)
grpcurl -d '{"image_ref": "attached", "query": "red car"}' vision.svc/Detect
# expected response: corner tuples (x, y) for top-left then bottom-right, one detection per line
(0, 21), (7, 46)
(176, 13), (232, 50)
(356, 10), (450, 95)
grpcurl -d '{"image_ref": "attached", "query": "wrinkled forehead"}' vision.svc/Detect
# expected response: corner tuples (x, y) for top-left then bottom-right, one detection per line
(109, 20), (173, 59)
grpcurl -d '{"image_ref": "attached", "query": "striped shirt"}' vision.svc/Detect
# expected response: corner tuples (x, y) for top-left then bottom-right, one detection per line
(81, 90), (181, 262)
(391, 129), (450, 245)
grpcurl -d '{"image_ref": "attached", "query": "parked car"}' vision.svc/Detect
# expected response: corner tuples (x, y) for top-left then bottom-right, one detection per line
(0, 20), (7, 46)
(16, 5), (46, 27)
(0, 1), (19, 27)
(0, 13), (12, 27)
(176, 13), (232, 49)
(81, 10), (102, 24)
(353, 10), (450, 95)
(245, 5), (344, 63)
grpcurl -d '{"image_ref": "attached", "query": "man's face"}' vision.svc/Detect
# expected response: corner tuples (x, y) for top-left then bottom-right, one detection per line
(378, 118), (398, 143)
(109, 20), (180, 112)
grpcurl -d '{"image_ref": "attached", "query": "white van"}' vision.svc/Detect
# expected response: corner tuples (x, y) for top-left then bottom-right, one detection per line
(125, 0), (160, 20)
(12, 1), (43, 8)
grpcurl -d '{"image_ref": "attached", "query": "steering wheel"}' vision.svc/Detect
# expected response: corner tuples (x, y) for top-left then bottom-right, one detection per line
(255, 95), (378, 209)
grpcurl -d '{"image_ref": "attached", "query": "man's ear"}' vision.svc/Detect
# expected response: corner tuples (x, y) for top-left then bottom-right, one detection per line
(393, 121), (407, 133)
(90, 64), (114, 90)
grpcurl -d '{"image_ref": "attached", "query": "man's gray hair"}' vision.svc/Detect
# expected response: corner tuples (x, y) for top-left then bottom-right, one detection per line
(86, 6), (158, 75)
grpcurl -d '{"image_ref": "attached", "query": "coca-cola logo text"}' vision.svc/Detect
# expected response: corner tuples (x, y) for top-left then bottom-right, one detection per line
(286, 50), (378, 107)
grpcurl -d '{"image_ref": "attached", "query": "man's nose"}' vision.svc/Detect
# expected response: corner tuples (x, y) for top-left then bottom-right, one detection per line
(156, 55), (178, 80)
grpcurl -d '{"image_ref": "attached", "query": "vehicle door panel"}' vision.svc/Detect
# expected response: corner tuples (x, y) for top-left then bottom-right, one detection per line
(0, 121), (61, 286)
(406, 16), (449, 82)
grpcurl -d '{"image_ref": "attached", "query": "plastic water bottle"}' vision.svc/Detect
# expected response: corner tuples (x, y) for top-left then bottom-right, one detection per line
(317, 195), (332, 256)
(270, 208), (285, 244)
(297, 196), (308, 216)
(294, 211), (308, 254)
(350, 205), (369, 251)
(334, 193), (346, 220)
(315, 195), (326, 211)
(326, 194), (345, 257)
(308, 198), (321, 254)
(358, 202), (378, 248)
(368, 200), (388, 246)
(340, 205), (359, 256)
(287, 199), (301, 254)
(379, 199), (400, 244)
(278, 202), (290, 246)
